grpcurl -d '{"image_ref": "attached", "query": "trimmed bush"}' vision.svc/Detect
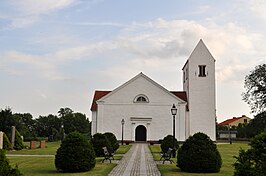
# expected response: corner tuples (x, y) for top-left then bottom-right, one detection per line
(55, 132), (96, 173)
(160, 135), (179, 153)
(3, 133), (11, 150)
(0, 149), (23, 176)
(234, 131), (266, 176)
(92, 133), (112, 157)
(14, 130), (24, 150)
(104, 132), (119, 152)
(177, 132), (222, 173)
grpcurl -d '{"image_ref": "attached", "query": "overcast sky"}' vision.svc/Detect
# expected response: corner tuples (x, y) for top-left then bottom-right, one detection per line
(1, 0), (265, 122)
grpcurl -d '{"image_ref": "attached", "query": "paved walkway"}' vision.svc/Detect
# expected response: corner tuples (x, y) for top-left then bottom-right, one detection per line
(109, 143), (161, 176)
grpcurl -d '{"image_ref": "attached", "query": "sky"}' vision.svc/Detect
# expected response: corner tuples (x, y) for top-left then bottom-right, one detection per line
(0, 0), (266, 122)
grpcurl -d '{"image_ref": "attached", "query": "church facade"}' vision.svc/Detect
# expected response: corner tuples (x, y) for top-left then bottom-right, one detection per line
(90, 39), (216, 142)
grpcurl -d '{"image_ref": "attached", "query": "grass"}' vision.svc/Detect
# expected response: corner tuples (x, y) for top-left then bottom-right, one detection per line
(116, 144), (132, 154)
(7, 142), (132, 176)
(149, 143), (250, 176)
(8, 157), (116, 176)
(7, 141), (60, 155)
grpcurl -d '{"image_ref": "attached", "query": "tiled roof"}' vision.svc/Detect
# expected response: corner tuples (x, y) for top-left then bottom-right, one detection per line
(90, 90), (187, 111)
(218, 117), (242, 126)
(90, 90), (111, 111)
(170, 91), (187, 102)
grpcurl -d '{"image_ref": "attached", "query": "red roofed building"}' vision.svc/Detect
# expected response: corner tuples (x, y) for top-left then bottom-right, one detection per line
(218, 115), (251, 127)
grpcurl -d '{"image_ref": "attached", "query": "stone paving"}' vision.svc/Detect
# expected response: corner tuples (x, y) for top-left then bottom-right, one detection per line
(108, 143), (161, 176)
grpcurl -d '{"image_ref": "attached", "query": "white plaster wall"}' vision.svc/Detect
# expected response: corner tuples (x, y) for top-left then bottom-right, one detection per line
(91, 111), (97, 135)
(186, 41), (216, 140)
(96, 75), (187, 141)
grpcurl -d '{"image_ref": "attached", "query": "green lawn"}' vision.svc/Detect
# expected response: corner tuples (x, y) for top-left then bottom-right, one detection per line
(116, 144), (132, 154)
(7, 142), (131, 176)
(7, 141), (60, 155)
(8, 157), (115, 176)
(149, 143), (250, 176)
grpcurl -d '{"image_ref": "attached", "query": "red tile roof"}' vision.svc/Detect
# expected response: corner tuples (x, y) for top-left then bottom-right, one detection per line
(90, 90), (187, 111)
(90, 90), (111, 111)
(218, 117), (242, 126)
(170, 91), (187, 102)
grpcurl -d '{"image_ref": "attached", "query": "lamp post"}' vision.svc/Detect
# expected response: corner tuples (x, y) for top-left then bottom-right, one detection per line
(171, 104), (177, 157)
(228, 124), (232, 144)
(121, 119), (125, 145)
(61, 124), (65, 141)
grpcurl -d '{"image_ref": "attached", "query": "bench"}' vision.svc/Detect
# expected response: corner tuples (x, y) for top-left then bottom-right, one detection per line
(160, 148), (174, 164)
(102, 147), (115, 163)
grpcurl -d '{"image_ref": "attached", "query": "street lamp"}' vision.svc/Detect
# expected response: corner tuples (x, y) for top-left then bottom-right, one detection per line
(61, 124), (65, 141)
(121, 119), (125, 145)
(228, 124), (232, 144)
(171, 104), (178, 157)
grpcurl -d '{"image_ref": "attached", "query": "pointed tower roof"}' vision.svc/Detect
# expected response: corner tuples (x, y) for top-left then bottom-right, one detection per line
(182, 39), (215, 69)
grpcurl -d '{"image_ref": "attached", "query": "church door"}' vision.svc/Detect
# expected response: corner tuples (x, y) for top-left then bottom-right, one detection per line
(135, 125), (147, 141)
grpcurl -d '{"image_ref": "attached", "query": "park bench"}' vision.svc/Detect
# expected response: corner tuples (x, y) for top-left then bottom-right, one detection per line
(102, 147), (115, 163)
(160, 148), (174, 164)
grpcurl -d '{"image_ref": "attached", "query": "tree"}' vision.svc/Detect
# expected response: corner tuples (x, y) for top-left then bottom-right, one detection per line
(242, 64), (266, 113)
(13, 113), (37, 139)
(35, 114), (61, 140)
(234, 132), (266, 176)
(58, 107), (73, 118)
(245, 111), (266, 138)
(55, 132), (95, 172)
(0, 107), (16, 134)
(61, 112), (90, 135)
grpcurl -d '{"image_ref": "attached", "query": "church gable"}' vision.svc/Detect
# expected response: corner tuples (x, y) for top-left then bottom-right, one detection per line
(94, 73), (186, 108)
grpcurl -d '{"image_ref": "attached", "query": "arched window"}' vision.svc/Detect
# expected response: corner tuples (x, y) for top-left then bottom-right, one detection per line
(134, 94), (149, 103)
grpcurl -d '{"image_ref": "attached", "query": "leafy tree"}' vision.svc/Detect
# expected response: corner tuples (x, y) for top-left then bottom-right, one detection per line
(245, 111), (266, 138)
(55, 132), (95, 172)
(242, 64), (266, 113)
(236, 123), (248, 138)
(177, 132), (222, 173)
(0, 107), (16, 134)
(35, 114), (61, 140)
(13, 113), (37, 139)
(234, 132), (266, 176)
(61, 112), (90, 135)
(58, 107), (73, 118)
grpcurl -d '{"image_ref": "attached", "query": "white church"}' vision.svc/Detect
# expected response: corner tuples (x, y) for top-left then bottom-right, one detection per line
(90, 39), (216, 142)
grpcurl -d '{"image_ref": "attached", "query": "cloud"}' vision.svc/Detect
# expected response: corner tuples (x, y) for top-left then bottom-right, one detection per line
(0, 51), (64, 80)
(11, 0), (76, 16)
(2, 0), (77, 28)
(250, 0), (266, 19)
(111, 19), (266, 84)
(1, 18), (266, 84)
(53, 42), (117, 62)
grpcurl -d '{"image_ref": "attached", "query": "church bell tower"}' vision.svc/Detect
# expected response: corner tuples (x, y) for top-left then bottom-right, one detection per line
(182, 39), (216, 140)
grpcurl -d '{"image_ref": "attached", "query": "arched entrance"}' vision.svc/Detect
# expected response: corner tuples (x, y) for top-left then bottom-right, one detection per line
(135, 125), (147, 141)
